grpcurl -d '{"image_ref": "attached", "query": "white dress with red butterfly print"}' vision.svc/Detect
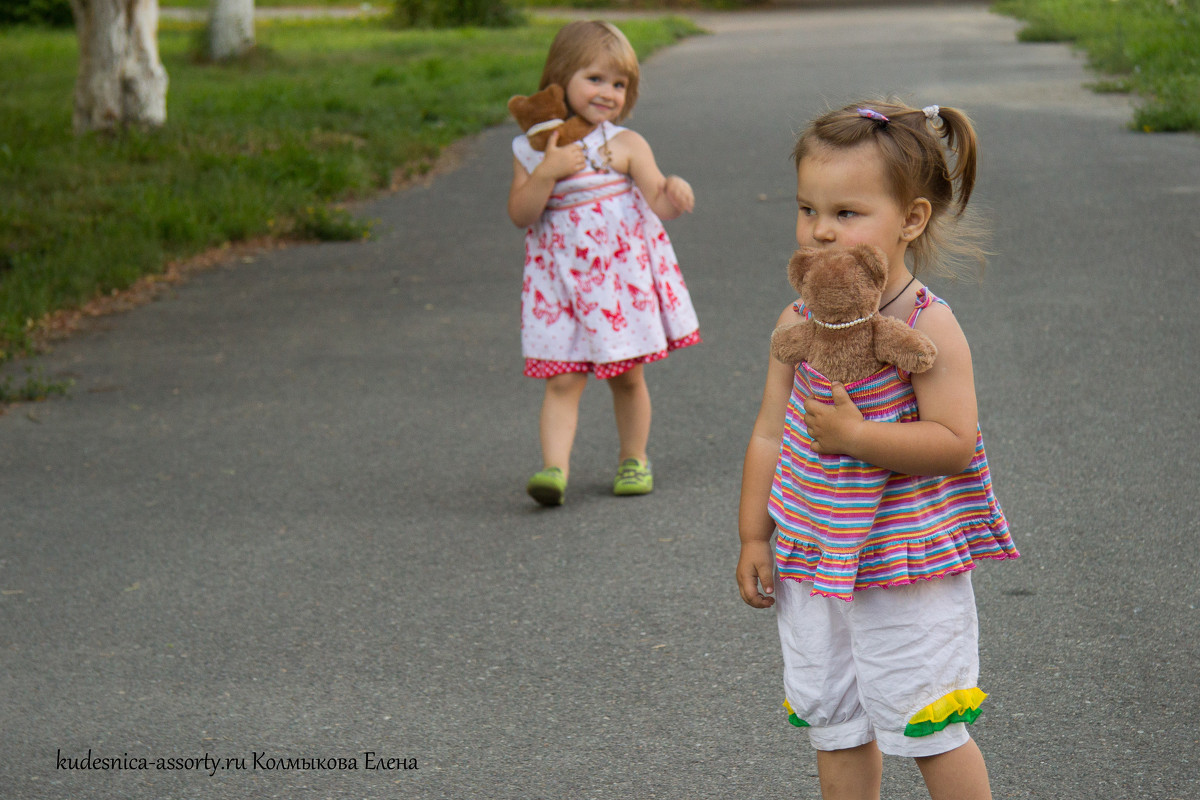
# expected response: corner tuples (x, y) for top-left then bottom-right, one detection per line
(514, 122), (701, 380)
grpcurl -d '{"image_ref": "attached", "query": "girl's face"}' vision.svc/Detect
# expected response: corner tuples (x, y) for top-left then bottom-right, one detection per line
(795, 143), (923, 271)
(564, 58), (628, 126)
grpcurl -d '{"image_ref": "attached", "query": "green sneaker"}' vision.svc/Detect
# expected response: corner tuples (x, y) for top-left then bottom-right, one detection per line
(526, 467), (566, 506)
(613, 457), (653, 496)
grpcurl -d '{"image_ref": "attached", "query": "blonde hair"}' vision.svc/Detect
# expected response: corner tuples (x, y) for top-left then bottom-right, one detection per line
(792, 99), (989, 279)
(539, 21), (640, 122)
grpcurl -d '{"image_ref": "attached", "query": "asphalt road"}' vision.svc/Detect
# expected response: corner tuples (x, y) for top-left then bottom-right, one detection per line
(3, 5), (1198, 799)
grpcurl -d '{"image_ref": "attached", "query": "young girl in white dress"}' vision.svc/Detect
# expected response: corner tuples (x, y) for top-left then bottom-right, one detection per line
(508, 20), (701, 506)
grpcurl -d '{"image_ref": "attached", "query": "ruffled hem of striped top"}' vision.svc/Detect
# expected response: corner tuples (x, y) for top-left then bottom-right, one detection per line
(775, 516), (1019, 602)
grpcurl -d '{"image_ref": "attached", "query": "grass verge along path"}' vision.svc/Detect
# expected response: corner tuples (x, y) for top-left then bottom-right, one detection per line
(994, 0), (1200, 132)
(0, 15), (700, 362)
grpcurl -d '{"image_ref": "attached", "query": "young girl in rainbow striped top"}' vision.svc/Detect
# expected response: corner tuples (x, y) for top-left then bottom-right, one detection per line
(736, 101), (1019, 800)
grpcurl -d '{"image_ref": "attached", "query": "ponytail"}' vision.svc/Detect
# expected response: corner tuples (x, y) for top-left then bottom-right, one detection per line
(929, 105), (978, 217)
(793, 99), (989, 278)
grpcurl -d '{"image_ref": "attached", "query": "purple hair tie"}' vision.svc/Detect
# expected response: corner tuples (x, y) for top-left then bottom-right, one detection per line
(857, 107), (889, 125)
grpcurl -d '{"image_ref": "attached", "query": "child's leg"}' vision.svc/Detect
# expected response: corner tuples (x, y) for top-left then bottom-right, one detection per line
(606, 364), (650, 461)
(915, 738), (992, 800)
(816, 743), (883, 800)
(776, 579), (879, 799)
(539, 372), (588, 477)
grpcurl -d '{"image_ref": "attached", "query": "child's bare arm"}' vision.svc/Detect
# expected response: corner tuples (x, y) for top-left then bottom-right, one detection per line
(613, 130), (693, 220)
(737, 308), (798, 608)
(804, 304), (979, 476)
(507, 132), (587, 228)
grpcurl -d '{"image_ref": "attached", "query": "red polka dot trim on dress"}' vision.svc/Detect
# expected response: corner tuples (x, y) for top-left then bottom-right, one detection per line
(524, 330), (702, 380)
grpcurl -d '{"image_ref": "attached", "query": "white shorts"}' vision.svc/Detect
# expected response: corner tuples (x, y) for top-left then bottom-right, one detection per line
(775, 572), (984, 758)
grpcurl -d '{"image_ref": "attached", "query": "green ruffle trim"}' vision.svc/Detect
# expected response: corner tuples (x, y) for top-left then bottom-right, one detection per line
(903, 688), (987, 737)
(783, 698), (810, 728)
(904, 705), (982, 737)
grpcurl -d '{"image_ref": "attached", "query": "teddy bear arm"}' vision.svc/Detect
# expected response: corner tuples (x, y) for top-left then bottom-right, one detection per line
(527, 128), (556, 152)
(558, 117), (596, 146)
(770, 322), (813, 365)
(872, 318), (939, 373)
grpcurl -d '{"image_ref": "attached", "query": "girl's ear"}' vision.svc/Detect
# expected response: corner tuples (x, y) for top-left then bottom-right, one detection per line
(901, 197), (932, 242)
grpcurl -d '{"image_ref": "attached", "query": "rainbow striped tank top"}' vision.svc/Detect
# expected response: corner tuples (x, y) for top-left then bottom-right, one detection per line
(768, 289), (1018, 601)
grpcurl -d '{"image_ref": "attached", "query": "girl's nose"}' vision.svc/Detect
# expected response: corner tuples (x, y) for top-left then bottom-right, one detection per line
(812, 217), (836, 243)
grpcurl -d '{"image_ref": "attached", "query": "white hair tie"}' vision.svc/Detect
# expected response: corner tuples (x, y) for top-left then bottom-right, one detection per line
(922, 105), (944, 130)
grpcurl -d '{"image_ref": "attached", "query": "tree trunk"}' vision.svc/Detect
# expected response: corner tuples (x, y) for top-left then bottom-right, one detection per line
(69, 0), (168, 133)
(208, 0), (254, 61)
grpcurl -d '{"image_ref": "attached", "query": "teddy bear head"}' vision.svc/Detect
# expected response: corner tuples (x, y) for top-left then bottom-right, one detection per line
(507, 84), (596, 152)
(788, 244), (889, 323)
(770, 242), (937, 383)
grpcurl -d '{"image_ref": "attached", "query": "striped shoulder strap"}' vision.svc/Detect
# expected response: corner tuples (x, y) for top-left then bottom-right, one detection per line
(905, 287), (948, 327)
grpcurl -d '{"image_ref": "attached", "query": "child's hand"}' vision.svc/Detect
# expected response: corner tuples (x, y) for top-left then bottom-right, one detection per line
(804, 383), (864, 455)
(534, 131), (587, 182)
(736, 541), (776, 608)
(663, 175), (694, 214)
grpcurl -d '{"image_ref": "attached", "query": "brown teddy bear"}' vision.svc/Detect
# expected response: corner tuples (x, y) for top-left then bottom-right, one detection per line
(770, 245), (938, 383)
(507, 84), (596, 152)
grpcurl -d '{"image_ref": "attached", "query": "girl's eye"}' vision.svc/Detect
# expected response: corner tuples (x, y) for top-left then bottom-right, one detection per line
(614, 80), (626, 89)
(799, 206), (815, 217)
(837, 210), (858, 219)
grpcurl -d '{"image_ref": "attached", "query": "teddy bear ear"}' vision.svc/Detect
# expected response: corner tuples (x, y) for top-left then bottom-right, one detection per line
(787, 247), (820, 292)
(546, 84), (565, 102)
(851, 244), (889, 286)
(507, 94), (528, 120)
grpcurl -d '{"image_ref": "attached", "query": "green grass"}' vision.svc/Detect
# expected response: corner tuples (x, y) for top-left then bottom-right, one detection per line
(159, 0), (385, 9)
(519, 0), (750, 10)
(0, 15), (700, 361)
(158, 0), (748, 10)
(993, 0), (1200, 132)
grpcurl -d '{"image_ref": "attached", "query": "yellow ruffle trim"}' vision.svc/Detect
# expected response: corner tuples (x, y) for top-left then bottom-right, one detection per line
(905, 688), (987, 737)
